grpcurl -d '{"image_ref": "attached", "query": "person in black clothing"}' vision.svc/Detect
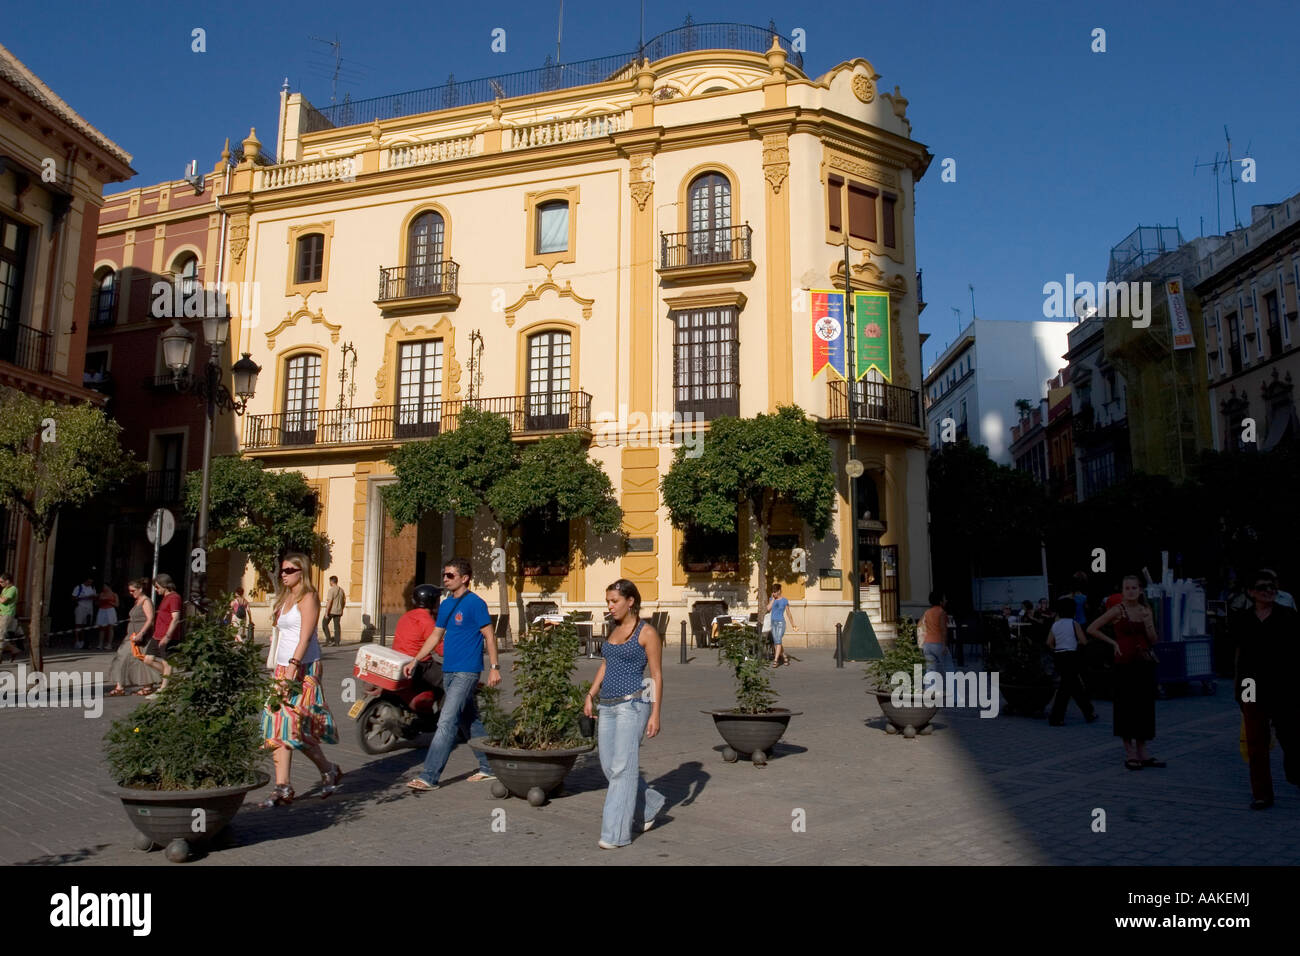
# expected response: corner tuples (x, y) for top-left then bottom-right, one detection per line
(1233, 569), (1300, 810)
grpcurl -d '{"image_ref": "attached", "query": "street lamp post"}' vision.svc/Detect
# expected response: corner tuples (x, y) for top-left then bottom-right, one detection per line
(160, 316), (261, 612)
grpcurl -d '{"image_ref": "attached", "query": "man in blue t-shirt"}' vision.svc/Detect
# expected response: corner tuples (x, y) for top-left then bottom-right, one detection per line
(404, 558), (502, 790)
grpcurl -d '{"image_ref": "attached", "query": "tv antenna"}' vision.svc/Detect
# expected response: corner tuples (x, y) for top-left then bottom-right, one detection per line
(489, 79), (506, 101)
(1196, 126), (1249, 233)
(309, 33), (344, 104)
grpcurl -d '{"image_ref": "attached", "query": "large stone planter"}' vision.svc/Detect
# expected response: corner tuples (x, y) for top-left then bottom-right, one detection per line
(705, 708), (800, 765)
(110, 771), (270, 862)
(471, 738), (594, 805)
(1000, 682), (1055, 717)
(870, 688), (937, 737)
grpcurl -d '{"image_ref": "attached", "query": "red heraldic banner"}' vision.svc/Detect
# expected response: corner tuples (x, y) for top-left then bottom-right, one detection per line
(811, 290), (846, 380)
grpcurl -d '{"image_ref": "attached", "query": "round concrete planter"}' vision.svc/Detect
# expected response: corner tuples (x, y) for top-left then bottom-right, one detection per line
(471, 739), (594, 803)
(870, 688), (938, 736)
(705, 708), (800, 763)
(1000, 682), (1055, 717)
(110, 771), (270, 861)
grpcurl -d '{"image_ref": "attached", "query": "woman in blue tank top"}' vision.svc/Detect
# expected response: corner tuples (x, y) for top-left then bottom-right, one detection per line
(583, 579), (665, 848)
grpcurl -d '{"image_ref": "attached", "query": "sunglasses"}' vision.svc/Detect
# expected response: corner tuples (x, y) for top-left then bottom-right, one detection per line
(1252, 583), (1277, 592)
(442, 571), (457, 579)
(280, 567), (301, 575)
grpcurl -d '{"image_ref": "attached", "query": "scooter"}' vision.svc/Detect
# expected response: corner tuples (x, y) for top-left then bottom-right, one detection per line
(351, 659), (444, 755)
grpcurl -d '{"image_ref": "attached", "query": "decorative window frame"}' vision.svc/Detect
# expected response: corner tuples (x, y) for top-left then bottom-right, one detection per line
(514, 319), (580, 399)
(820, 147), (906, 264)
(524, 186), (579, 272)
(286, 221), (335, 296)
(397, 203), (454, 267)
(675, 163), (742, 235)
(273, 346), (330, 418)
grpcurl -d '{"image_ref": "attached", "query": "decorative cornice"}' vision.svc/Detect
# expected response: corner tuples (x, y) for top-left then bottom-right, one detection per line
(761, 132), (789, 194)
(662, 288), (748, 311)
(504, 279), (595, 327)
(265, 306), (341, 350)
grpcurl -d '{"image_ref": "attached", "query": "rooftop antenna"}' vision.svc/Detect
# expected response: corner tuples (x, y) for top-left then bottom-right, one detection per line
(556, 0), (564, 64)
(489, 78), (506, 101)
(1222, 125), (1242, 230)
(951, 306), (961, 338)
(1193, 151), (1228, 235)
(309, 33), (343, 104)
(968, 284), (976, 322)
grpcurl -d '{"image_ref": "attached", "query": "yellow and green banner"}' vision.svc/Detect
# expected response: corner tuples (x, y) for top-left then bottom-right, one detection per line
(853, 292), (891, 382)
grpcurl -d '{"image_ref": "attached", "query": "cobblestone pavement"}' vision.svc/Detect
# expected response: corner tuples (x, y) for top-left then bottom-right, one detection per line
(1, 644), (1296, 866)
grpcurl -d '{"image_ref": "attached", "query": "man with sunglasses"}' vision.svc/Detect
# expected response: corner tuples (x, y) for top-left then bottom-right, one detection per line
(403, 558), (501, 790)
(1233, 569), (1299, 810)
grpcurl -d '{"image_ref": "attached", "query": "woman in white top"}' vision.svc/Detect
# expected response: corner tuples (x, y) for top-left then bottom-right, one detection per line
(259, 552), (341, 807)
(1047, 595), (1103, 726)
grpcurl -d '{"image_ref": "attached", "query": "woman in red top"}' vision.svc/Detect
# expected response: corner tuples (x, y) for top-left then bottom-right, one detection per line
(95, 583), (119, 651)
(1088, 575), (1163, 770)
(142, 573), (180, 698)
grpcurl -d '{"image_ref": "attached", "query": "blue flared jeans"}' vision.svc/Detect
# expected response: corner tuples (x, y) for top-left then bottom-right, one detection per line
(597, 698), (665, 846)
(419, 671), (492, 785)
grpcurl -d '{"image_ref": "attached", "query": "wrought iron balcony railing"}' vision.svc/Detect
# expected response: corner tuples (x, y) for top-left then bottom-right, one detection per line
(0, 322), (52, 375)
(660, 225), (753, 270)
(377, 262), (460, 302)
(826, 380), (922, 429)
(244, 391), (593, 451)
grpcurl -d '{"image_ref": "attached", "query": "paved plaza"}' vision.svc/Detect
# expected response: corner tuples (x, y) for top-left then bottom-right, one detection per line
(1, 642), (1296, 866)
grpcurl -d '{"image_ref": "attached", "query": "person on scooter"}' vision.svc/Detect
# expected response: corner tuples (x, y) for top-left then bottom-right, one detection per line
(394, 583), (443, 699)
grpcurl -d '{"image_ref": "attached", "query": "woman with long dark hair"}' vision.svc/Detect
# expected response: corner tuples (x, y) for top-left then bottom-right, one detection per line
(583, 579), (665, 848)
(1088, 574), (1163, 770)
(259, 552), (341, 807)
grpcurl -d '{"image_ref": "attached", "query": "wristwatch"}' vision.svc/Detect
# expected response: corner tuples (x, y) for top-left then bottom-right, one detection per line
(490, 664), (500, 670)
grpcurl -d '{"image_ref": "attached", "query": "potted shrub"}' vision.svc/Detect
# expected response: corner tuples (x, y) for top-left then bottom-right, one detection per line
(104, 600), (272, 862)
(865, 618), (938, 737)
(704, 622), (800, 766)
(473, 616), (594, 806)
(993, 628), (1055, 717)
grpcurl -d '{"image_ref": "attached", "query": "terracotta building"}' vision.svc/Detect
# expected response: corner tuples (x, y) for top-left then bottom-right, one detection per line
(0, 42), (133, 628)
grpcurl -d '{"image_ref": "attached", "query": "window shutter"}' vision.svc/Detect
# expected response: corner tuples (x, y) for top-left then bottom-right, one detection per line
(882, 194), (897, 248)
(828, 176), (843, 233)
(847, 184), (876, 242)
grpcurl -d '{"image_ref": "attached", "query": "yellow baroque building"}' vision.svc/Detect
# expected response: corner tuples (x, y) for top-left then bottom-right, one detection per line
(220, 27), (933, 645)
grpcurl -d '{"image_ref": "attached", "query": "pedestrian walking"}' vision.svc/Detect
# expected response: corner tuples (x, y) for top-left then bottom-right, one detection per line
(95, 582), (119, 651)
(767, 583), (797, 667)
(583, 579), (665, 848)
(1048, 596), (1099, 726)
(920, 592), (955, 703)
(141, 574), (180, 696)
(1087, 574), (1163, 770)
(1071, 571), (1090, 627)
(71, 576), (95, 649)
(1231, 569), (1299, 810)
(322, 575), (345, 646)
(227, 587), (252, 642)
(108, 579), (155, 696)
(403, 558), (500, 791)
(259, 552), (341, 807)
(0, 571), (20, 661)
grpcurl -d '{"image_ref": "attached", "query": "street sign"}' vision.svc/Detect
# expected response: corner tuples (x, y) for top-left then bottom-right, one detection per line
(845, 459), (864, 478)
(147, 508), (175, 545)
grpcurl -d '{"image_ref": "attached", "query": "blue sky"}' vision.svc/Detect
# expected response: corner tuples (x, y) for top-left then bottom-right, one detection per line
(8, 0), (1298, 371)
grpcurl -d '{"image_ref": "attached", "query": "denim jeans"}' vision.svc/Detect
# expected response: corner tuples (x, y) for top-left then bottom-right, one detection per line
(419, 671), (492, 784)
(770, 621), (787, 645)
(597, 698), (665, 846)
(922, 641), (954, 703)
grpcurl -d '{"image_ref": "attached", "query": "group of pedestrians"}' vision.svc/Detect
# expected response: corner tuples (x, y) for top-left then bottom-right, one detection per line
(105, 575), (179, 697)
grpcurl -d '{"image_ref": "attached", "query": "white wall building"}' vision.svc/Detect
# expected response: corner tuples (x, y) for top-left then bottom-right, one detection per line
(923, 318), (1073, 463)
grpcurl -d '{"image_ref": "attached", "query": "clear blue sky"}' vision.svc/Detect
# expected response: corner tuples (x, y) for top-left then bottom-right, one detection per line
(9, 0), (1298, 371)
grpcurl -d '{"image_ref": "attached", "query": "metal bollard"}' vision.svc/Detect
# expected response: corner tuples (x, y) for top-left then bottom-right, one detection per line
(680, 620), (688, 664)
(835, 623), (843, 668)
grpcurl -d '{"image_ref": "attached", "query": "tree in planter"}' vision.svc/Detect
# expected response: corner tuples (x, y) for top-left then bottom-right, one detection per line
(661, 406), (835, 605)
(479, 616), (592, 749)
(105, 598), (273, 790)
(383, 408), (517, 631)
(186, 456), (330, 593)
(487, 432), (623, 629)
(0, 390), (140, 672)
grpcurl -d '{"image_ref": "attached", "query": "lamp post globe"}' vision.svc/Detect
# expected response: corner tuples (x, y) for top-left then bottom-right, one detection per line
(160, 320), (195, 376)
(201, 312), (230, 350)
(231, 352), (261, 404)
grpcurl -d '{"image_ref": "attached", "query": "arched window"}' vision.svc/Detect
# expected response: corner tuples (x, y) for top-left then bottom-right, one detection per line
(91, 269), (117, 327)
(174, 254), (199, 300)
(282, 353), (321, 446)
(407, 211), (445, 295)
(687, 172), (732, 264)
(525, 330), (572, 430)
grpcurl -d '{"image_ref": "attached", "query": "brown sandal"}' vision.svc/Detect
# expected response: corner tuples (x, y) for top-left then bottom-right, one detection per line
(107, 687), (126, 697)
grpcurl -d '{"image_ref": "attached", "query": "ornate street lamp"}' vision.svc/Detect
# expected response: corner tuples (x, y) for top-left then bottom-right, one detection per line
(159, 316), (261, 611)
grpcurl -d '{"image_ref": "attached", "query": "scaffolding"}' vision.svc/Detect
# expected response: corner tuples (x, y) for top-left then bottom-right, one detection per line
(1107, 225), (1185, 283)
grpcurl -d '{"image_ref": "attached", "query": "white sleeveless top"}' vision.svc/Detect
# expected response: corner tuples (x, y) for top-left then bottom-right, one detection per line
(274, 599), (321, 668)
